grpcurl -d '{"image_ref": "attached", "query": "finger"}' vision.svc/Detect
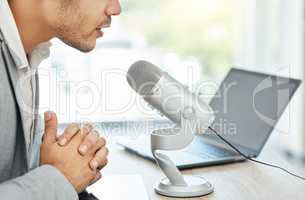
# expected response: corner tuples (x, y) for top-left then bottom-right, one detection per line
(90, 172), (102, 185)
(80, 123), (93, 136)
(90, 134), (107, 154)
(57, 123), (80, 146)
(97, 158), (108, 171)
(79, 131), (105, 155)
(43, 111), (58, 144)
(90, 147), (109, 170)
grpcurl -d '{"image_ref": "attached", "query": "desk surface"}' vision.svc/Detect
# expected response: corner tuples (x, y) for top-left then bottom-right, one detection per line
(101, 133), (305, 200)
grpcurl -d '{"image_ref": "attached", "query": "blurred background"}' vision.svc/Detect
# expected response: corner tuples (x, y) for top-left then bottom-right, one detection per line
(38, 0), (305, 164)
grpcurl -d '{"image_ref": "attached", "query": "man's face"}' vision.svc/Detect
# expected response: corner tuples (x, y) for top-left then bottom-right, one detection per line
(44, 0), (121, 52)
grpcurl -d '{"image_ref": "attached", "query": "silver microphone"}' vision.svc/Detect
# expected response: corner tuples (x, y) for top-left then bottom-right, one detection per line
(127, 60), (214, 133)
(127, 61), (215, 197)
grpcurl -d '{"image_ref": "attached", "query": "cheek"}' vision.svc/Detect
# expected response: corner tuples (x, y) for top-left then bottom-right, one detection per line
(64, 17), (93, 39)
(78, 1), (107, 28)
(76, 14), (100, 37)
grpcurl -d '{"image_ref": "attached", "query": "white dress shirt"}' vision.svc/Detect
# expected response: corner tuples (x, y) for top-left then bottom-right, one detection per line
(0, 0), (51, 164)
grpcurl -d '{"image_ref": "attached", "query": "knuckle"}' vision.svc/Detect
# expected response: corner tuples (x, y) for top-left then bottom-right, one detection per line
(96, 154), (105, 161)
(101, 158), (108, 166)
(82, 124), (93, 134)
(100, 159), (108, 167)
(96, 147), (107, 155)
(94, 139), (105, 152)
(64, 123), (80, 135)
(69, 122), (80, 129)
(89, 131), (99, 141)
(95, 159), (103, 166)
(97, 160), (108, 170)
(93, 130), (100, 138)
(83, 123), (93, 129)
(58, 133), (67, 139)
(97, 137), (106, 147)
(96, 148), (109, 160)
(45, 124), (56, 131)
(84, 133), (97, 146)
(101, 137), (106, 145)
(88, 173), (96, 181)
(93, 173), (102, 183)
(98, 158), (106, 165)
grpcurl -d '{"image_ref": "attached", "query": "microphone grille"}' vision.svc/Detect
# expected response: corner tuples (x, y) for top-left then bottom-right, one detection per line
(127, 60), (163, 95)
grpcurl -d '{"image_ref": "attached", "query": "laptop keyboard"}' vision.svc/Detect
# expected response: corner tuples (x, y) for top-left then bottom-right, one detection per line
(185, 141), (238, 159)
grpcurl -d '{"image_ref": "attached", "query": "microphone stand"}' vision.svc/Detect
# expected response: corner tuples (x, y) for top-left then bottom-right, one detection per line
(151, 107), (214, 198)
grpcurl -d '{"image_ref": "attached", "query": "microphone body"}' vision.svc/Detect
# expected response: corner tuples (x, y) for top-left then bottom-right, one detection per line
(127, 60), (214, 133)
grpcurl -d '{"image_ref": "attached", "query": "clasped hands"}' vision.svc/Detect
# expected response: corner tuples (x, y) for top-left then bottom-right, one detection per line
(40, 111), (108, 193)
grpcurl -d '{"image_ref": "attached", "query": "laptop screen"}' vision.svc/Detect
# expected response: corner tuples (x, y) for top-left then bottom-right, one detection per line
(204, 68), (301, 155)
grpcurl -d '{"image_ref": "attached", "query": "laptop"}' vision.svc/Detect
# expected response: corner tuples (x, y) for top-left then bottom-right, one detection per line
(117, 68), (301, 169)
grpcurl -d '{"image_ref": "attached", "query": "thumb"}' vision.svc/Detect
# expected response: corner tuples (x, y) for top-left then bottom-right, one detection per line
(43, 111), (58, 143)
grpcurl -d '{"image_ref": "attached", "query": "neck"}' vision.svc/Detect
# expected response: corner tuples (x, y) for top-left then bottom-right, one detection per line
(8, 0), (54, 54)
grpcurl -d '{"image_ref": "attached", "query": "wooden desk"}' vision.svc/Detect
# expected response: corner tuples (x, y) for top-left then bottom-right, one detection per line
(101, 133), (305, 200)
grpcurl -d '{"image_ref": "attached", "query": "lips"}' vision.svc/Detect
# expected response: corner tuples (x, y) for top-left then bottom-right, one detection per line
(102, 23), (111, 28)
(97, 17), (112, 29)
(95, 18), (111, 38)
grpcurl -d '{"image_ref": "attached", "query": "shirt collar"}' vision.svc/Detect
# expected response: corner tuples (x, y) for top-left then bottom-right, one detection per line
(0, 0), (51, 70)
(29, 42), (52, 69)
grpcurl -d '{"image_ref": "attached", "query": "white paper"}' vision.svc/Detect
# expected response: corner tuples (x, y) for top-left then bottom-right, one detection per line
(87, 175), (150, 200)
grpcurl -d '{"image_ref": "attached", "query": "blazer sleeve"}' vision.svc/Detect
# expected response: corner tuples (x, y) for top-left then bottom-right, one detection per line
(0, 165), (78, 200)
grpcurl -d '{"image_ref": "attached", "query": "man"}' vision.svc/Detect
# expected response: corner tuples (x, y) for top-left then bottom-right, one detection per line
(0, 0), (121, 199)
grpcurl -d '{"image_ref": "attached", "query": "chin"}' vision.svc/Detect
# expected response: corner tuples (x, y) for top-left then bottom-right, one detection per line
(77, 42), (96, 53)
(78, 46), (95, 53)
(64, 37), (97, 53)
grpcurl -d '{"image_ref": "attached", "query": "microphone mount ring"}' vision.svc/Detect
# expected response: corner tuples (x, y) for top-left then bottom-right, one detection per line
(151, 107), (214, 198)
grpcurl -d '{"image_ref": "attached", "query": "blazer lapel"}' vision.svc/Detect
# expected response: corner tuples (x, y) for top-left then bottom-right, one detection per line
(0, 31), (31, 163)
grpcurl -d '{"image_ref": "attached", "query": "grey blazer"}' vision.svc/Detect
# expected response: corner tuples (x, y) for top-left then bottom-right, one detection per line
(0, 31), (78, 199)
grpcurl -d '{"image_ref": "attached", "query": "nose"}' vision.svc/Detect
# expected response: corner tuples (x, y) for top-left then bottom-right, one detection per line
(106, 0), (121, 16)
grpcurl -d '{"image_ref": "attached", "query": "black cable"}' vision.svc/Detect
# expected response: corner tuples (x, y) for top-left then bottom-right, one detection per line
(208, 126), (305, 181)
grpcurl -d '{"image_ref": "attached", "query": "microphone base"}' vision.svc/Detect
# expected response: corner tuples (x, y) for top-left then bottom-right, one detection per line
(154, 175), (214, 198)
